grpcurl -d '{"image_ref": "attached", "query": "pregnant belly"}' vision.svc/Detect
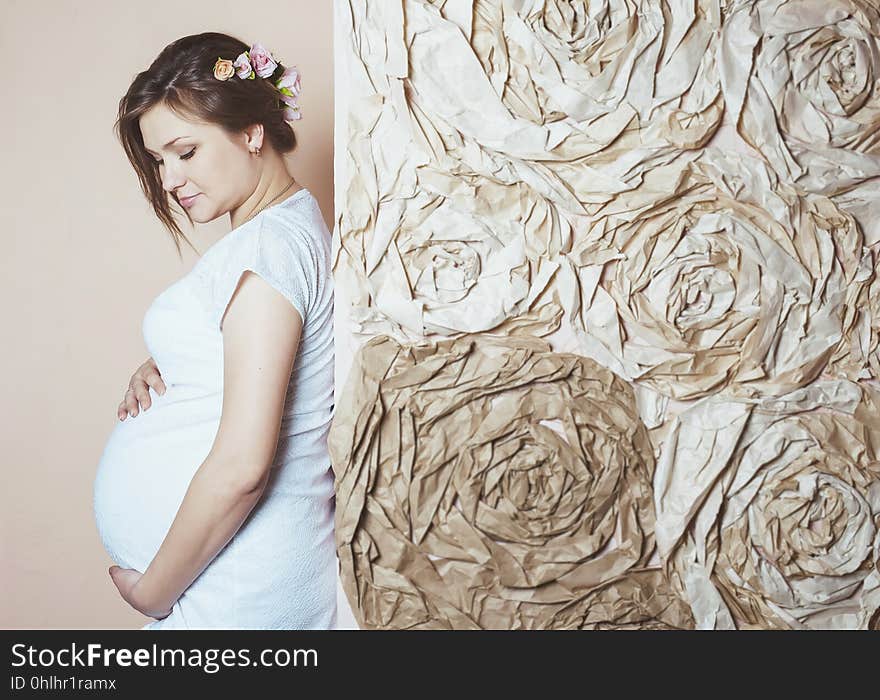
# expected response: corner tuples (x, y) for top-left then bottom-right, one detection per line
(93, 386), (222, 572)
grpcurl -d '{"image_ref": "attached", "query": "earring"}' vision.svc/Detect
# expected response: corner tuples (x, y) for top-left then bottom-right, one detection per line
(255, 147), (261, 157)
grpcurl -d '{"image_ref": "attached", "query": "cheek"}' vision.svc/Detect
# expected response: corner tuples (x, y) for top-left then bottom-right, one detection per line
(198, 151), (237, 189)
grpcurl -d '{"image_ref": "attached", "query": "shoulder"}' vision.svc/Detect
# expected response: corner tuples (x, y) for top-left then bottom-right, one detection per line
(261, 200), (331, 276)
(198, 215), (316, 330)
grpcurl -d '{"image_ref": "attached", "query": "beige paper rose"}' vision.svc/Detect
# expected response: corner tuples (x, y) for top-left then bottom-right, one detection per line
(655, 383), (880, 629)
(565, 149), (872, 400)
(399, 0), (722, 214)
(328, 334), (657, 629)
(720, 0), (880, 201)
(829, 244), (880, 379)
(344, 168), (563, 340)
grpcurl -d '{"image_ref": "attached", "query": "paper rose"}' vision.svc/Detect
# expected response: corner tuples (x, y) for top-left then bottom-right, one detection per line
(212, 58), (235, 81)
(720, 0), (880, 197)
(398, 0), (723, 214)
(344, 169), (563, 340)
(329, 334), (657, 629)
(543, 569), (695, 630)
(280, 102), (302, 121)
(275, 67), (303, 121)
(655, 383), (880, 629)
(565, 149), (873, 400)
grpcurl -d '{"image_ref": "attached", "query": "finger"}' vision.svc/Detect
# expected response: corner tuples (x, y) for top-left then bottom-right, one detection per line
(124, 389), (139, 417)
(133, 381), (151, 411)
(118, 402), (128, 421)
(144, 369), (166, 396)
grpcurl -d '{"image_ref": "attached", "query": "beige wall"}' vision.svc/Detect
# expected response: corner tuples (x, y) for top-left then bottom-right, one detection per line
(0, 1), (354, 628)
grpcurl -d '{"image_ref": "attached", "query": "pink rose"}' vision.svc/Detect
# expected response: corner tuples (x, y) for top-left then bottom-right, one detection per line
(233, 51), (254, 79)
(279, 91), (301, 120)
(276, 66), (301, 97)
(248, 43), (278, 78)
(282, 101), (302, 121)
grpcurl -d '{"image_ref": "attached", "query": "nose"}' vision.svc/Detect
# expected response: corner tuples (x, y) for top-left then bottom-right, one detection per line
(160, 160), (187, 194)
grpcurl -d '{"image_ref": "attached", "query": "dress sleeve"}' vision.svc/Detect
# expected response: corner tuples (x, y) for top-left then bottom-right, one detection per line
(211, 215), (317, 332)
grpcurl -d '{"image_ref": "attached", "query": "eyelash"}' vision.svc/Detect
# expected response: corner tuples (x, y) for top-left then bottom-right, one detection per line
(153, 148), (196, 165)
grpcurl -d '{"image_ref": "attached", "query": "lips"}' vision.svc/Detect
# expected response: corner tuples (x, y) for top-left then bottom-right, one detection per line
(179, 194), (200, 207)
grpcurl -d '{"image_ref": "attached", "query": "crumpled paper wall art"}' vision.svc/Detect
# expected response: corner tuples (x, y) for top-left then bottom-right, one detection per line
(350, 172), (565, 339)
(335, 0), (728, 341)
(328, 334), (680, 629)
(545, 568), (696, 629)
(563, 148), (873, 400)
(654, 382), (880, 630)
(331, 0), (880, 629)
(720, 0), (880, 241)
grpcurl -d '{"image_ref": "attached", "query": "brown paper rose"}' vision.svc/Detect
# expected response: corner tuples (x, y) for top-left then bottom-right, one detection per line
(721, 0), (880, 197)
(543, 568), (695, 630)
(329, 334), (657, 629)
(656, 384), (880, 629)
(566, 149), (873, 400)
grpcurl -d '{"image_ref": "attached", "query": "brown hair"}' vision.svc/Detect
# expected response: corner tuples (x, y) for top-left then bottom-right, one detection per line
(114, 32), (298, 256)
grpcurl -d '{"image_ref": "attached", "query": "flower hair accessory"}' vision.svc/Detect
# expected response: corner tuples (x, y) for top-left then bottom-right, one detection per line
(213, 42), (302, 121)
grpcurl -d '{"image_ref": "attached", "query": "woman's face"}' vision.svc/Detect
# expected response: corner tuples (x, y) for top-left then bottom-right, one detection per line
(139, 102), (259, 222)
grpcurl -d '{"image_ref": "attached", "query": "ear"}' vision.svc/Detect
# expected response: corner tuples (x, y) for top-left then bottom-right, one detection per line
(243, 123), (264, 152)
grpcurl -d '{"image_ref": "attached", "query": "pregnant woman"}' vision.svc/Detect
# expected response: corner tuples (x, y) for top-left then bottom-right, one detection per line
(93, 32), (336, 629)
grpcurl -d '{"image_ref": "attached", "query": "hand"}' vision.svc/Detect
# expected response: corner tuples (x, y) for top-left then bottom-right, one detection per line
(108, 566), (174, 620)
(118, 357), (166, 420)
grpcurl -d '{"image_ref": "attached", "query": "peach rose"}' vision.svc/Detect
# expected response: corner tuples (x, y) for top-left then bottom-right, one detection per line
(212, 58), (235, 81)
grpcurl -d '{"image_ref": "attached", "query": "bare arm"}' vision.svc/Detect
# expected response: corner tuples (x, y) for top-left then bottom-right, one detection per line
(131, 270), (304, 614)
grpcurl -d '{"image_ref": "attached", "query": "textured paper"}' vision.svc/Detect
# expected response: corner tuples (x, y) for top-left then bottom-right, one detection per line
(334, 0), (727, 340)
(328, 334), (679, 629)
(563, 148), (873, 400)
(655, 382), (880, 630)
(720, 0), (880, 204)
(331, 0), (880, 629)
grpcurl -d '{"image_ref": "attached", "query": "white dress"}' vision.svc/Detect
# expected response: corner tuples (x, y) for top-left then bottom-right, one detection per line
(93, 188), (337, 629)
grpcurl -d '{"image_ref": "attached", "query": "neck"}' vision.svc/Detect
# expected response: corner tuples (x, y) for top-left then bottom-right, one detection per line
(230, 157), (299, 229)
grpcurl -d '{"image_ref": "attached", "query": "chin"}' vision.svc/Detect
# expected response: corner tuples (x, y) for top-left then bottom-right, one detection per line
(184, 204), (213, 223)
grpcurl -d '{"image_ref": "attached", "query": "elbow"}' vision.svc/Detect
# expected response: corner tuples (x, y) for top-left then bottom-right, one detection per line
(237, 467), (271, 497)
(208, 452), (272, 497)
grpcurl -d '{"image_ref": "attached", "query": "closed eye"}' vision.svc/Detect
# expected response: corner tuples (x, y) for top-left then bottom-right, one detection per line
(153, 147), (196, 165)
